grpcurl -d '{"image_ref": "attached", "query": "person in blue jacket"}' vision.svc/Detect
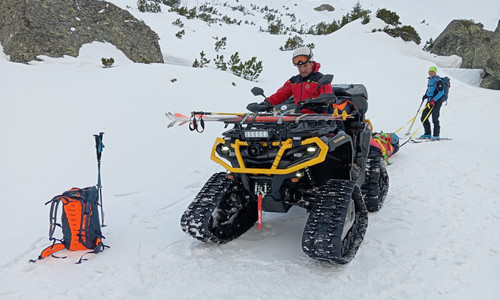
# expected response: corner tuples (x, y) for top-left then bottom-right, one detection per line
(420, 66), (445, 139)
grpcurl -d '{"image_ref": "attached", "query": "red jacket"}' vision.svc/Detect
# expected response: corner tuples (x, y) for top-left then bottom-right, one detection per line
(268, 62), (333, 109)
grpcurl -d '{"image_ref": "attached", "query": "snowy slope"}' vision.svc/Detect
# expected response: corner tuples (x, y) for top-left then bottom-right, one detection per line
(1, 0), (499, 299)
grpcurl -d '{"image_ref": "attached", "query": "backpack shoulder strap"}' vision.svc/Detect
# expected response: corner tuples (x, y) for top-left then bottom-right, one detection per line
(46, 195), (63, 240)
(77, 187), (103, 248)
(433, 75), (443, 86)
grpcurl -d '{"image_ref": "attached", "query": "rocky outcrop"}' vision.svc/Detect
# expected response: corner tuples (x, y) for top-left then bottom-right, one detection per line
(314, 4), (335, 12)
(0, 0), (164, 63)
(432, 19), (500, 90)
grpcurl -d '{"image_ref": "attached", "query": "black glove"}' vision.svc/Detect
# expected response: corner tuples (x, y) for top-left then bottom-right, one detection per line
(422, 95), (428, 101)
(246, 100), (273, 113)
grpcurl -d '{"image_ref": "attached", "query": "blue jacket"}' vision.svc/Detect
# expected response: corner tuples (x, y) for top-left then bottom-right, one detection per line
(426, 76), (445, 102)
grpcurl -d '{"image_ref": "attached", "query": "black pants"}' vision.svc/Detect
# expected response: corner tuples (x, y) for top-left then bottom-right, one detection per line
(421, 101), (443, 136)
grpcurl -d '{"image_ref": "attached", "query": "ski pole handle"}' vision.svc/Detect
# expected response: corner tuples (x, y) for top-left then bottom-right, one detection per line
(94, 132), (105, 162)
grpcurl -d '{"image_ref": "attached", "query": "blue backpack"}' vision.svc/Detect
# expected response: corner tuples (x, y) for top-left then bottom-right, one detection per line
(438, 76), (451, 102)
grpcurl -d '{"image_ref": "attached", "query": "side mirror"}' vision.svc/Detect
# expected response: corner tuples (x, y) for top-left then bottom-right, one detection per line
(317, 74), (333, 87)
(306, 74), (334, 100)
(251, 87), (265, 97)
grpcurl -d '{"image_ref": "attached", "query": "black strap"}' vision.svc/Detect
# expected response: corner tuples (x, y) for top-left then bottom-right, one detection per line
(188, 114), (205, 133)
(47, 195), (63, 240)
(76, 242), (110, 264)
(78, 196), (91, 247)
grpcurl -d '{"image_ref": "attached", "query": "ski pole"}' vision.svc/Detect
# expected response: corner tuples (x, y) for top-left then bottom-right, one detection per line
(405, 99), (426, 136)
(94, 132), (106, 227)
(400, 104), (434, 148)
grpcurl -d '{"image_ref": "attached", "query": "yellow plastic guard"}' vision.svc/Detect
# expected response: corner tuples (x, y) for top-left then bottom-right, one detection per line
(211, 137), (328, 175)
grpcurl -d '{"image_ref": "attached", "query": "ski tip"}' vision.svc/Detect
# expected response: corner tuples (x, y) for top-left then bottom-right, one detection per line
(174, 113), (189, 118)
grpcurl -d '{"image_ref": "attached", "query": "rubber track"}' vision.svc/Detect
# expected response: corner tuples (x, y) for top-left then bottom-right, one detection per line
(180, 172), (257, 244)
(361, 149), (389, 212)
(302, 180), (368, 264)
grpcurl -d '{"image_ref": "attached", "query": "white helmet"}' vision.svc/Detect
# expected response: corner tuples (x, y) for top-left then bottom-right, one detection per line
(292, 46), (313, 65)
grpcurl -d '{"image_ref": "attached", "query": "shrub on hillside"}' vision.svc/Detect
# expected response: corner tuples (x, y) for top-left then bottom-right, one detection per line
(423, 38), (434, 52)
(101, 58), (114, 68)
(138, 0), (161, 13)
(376, 8), (401, 26)
(267, 19), (286, 35)
(240, 57), (263, 81)
(214, 55), (227, 71)
(172, 18), (184, 28)
(214, 37), (227, 52)
(343, 2), (371, 26)
(175, 29), (185, 39)
(305, 2), (369, 35)
(279, 36), (304, 51)
(192, 51), (210, 68)
(383, 25), (421, 44)
(227, 52), (263, 81)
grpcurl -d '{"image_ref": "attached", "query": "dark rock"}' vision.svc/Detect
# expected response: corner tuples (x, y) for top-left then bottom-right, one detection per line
(481, 73), (500, 90)
(0, 0), (164, 63)
(432, 19), (500, 90)
(314, 4), (335, 12)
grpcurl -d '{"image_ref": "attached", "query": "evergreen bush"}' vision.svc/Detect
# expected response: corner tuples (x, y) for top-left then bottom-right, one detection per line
(422, 38), (434, 52)
(383, 25), (421, 44)
(214, 37), (227, 52)
(376, 8), (401, 26)
(214, 55), (227, 71)
(175, 29), (185, 39)
(192, 51), (210, 68)
(101, 57), (114, 68)
(172, 18), (184, 28)
(137, 0), (161, 13)
(279, 36), (304, 51)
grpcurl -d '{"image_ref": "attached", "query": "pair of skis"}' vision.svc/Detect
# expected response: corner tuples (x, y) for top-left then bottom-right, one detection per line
(166, 111), (352, 131)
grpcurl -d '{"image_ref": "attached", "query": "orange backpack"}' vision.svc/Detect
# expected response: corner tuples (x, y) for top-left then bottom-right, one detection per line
(31, 133), (108, 263)
(34, 187), (107, 263)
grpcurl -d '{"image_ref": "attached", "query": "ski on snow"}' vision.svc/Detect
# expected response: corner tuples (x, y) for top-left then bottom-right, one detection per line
(410, 137), (452, 143)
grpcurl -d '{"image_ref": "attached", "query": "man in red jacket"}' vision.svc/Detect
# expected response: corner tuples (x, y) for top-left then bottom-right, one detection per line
(268, 46), (332, 109)
(248, 46), (333, 113)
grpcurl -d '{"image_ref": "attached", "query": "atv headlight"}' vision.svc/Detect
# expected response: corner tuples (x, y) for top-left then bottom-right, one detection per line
(221, 145), (231, 153)
(306, 146), (318, 153)
(282, 143), (321, 168)
(217, 144), (235, 158)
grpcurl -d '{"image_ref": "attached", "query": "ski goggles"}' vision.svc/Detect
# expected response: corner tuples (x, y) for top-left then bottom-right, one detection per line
(293, 55), (310, 66)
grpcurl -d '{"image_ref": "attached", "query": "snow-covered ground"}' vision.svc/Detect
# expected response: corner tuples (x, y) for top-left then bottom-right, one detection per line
(1, 0), (499, 299)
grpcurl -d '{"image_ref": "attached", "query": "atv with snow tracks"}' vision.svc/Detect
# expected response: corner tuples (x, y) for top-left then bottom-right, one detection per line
(176, 76), (389, 264)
